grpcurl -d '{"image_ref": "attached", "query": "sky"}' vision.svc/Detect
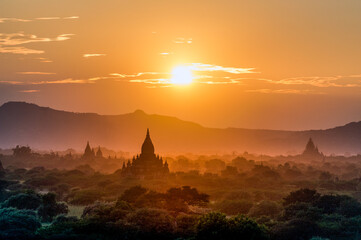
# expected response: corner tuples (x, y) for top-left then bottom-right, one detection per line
(1, 0), (361, 130)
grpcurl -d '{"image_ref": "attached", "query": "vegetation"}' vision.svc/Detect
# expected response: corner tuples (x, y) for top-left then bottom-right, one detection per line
(2, 146), (361, 239)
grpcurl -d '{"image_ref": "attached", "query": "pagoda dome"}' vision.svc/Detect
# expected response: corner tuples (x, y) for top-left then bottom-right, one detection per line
(141, 128), (155, 156)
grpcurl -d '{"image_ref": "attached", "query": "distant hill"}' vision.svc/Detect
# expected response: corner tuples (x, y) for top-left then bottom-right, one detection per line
(0, 101), (360, 155)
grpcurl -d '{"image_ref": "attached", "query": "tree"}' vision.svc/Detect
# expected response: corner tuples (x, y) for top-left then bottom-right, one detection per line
(314, 194), (344, 214)
(204, 159), (226, 173)
(337, 197), (361, 217)
(196, 212), (269, 240)
(1, 193), (42, 210)
(24, 175), (59, 188)
(272, 219), (320, 240)
(68, 189), (103, 205)
(119, 185), (147, 203)
(37, 193), (68, 222)
(214, 200), (253, 215)
(251, 165), (281, 181)
(0, 208), (41, 240)
(283, 188), (320, 206)
(221, 166), (239, 177)
(0, 179), (15, 190)
(0, 159), (4, 177)
(196, 212), (229, 240)
(165, 186), (209, 206)
(126, 208), (175, 238)
(175, 214), (198, 238)
(281, 202), (323, 221)
(82, 200), (133, 223)
(319, 172), (333, 181)
(228, 215), (269, 240)
(135, 190), (165, 209)
(249, 201), (282, 218)
(231, 156), (254, 171)
(12, 145), (32, 158)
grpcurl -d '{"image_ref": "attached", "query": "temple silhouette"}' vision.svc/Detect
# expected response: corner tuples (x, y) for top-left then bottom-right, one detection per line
(83, 142), (103, 160)
(302, 138), (324, 159)
(121, 129), (169, 178)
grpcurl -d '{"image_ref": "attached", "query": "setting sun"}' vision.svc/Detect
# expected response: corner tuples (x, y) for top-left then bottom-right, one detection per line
(170, 66), (193, 85)
(2, 1), (361, 239)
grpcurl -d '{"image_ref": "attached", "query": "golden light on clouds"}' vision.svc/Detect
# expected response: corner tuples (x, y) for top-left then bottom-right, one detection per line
(1, 0), (361, 130)
(83, 53), (106, 58)
(17, 72), (55, 75)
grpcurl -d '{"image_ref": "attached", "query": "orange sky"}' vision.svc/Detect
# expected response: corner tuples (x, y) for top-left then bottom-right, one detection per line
(1, 0), (361, 130)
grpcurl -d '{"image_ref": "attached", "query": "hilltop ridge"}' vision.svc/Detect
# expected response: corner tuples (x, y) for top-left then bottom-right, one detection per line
(0, 102), (360, 155)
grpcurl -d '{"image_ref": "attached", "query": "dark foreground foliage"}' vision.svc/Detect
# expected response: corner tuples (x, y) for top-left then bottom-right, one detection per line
(3, 156), (361, 240)
(37, 212), (268, 240)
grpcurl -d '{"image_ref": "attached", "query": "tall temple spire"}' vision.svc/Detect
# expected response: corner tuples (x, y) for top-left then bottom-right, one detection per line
(96, 146), (103, 158)
(83, 141), (95, 159)
(141, 128), (155, 156)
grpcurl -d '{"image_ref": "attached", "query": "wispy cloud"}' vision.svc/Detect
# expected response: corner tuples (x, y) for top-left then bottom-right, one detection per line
(0, 80), (23, 85)
(109, 65), (359, 89)
(83, 53), (106, 58)
(0, 46), (44, 54)
(0, 32), (74, 55)
(189, 63), (256, 74)
(106, 63), (255, 86)
(196, 78), (243, 85)
(63, 16), (79, 19)
(0, 16), (79, 24)
(265, 75), (361, 88)
(35, 17), (61, 20)
(109, 72), (163, 78)
(35, 57), (53, 63)
(31, 78), (93, 85)
(17, 72), (56, 75)
(35, 16), (79, 21)
(6, 64), (361, 94)
(245, 89), (324, 94)
(18, 89), (39, 93)
(174, 37), (192, 44)
(0, 33), (74, 46)
(87, 72), (171, 86)
(0, 18), (32, 23)
(1, 78), (96, 85)
(129, 79), (169, 85)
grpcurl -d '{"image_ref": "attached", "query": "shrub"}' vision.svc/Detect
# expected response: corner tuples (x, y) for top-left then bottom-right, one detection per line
(271, 219), (320, 240)
(196, 212), (269, 240)
(196, 212), (228, 240)
(283, 188), (320, 206)
(37, 193), (68, 222)
(0, 193), (42, 210)
(119, 185), (147, 203)
(82, 202), (130, 222)
(281, 202), (323, 221)
(0, 208), (41, 240)
(214, 200), (253, 215)
(126, 208), (175, 237)
(68, 189), (103, 205)
(249, 201), (282, 218)
(175, 214), (199, 237)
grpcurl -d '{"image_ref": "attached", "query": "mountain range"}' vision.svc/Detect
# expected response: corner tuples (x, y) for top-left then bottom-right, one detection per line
(0, 101), (360, 155)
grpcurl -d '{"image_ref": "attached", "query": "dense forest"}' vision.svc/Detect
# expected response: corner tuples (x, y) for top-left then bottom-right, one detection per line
(2, 143), (361, 239)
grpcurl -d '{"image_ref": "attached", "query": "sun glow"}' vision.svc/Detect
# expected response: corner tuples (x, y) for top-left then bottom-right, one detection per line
(170, 66), (193, 85)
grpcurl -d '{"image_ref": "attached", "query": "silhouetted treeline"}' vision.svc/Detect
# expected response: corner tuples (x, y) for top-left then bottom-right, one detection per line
(3, 146), (361, 239)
